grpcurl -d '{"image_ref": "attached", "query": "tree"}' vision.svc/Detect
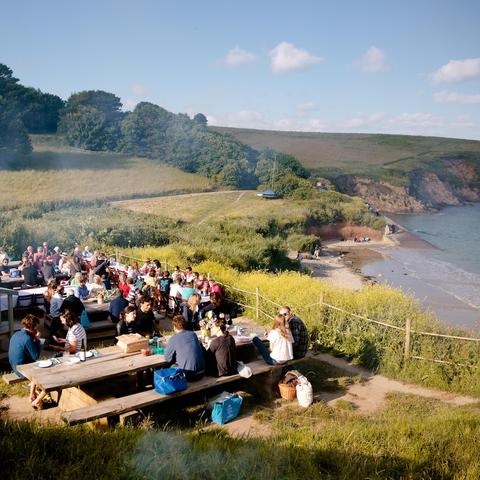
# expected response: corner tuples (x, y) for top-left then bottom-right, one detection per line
(0, 101), (32, 164)
(59, 90), (123, 150)
(193, 112), (207, 126)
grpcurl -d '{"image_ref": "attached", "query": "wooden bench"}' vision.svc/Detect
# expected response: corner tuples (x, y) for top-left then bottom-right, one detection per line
(61, 359), (294, 425)
(2, 372), (25, 385)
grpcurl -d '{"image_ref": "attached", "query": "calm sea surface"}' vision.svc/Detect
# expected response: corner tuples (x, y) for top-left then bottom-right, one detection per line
(362, 204), (480, 331)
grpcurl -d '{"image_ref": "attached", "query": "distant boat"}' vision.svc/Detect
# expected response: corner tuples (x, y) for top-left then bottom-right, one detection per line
(256, 189), (279, 199)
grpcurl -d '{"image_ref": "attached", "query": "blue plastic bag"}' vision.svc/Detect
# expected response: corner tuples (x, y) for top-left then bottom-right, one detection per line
(80, 310), (91, 330)
(154, 368), (187, 395)
(211, 393), (243, 425)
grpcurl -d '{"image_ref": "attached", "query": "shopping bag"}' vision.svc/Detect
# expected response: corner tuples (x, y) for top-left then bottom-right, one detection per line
(236, 361), (252, 378)
(80, 310), (91, 330)
(154, 368), (187, 395)
(211, 393), (243, 425)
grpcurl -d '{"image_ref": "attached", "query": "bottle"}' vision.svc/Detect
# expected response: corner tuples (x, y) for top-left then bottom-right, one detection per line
(79, 339), (86, 362)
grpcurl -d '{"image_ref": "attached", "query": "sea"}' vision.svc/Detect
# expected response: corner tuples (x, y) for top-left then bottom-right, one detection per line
(361, 204), (480, 332)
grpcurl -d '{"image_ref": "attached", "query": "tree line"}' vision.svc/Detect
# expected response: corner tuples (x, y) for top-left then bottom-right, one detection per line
(0, 63), (312, 192)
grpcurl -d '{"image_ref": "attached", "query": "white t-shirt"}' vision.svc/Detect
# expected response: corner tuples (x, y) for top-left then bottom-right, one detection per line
(268, 329), (293, 363)
(169, 283), (183, 299)
(66, 323), (87, 353)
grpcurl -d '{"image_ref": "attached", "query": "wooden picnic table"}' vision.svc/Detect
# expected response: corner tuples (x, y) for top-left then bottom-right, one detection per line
(17, 323), (264, 393)
(17, 346), (169, 392)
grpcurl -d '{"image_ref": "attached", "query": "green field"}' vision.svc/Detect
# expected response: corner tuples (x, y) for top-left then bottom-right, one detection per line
(0, 135), (212, 207)
(214, 127), (480, 177)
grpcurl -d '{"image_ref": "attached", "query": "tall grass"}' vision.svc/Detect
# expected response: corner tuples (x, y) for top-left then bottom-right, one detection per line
(2, 393), (480, 479)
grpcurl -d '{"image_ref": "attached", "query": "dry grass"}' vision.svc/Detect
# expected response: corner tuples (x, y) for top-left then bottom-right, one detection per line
(214, 127), (480, 170)
(0, 135), (212, 207)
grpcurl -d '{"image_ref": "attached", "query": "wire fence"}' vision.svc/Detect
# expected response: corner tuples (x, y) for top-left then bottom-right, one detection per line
(112, 251), (480, 370)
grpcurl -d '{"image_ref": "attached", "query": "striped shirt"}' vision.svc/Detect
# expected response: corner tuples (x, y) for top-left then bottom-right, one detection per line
(66, 323), (87, 353)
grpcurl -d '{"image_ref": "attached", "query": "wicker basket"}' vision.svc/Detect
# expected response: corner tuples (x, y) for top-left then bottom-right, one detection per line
(278, 382), (297, 400)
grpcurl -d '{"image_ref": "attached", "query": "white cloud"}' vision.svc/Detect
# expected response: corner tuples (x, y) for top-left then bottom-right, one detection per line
(340, 112), (386, 129)
(269, 42), (323, 74)
(387, 112), (443, 129)
(433, 90), (480, 105)
(131, 84), (148, 97)
(223, 46), (256, 66)
(431, 58), (480, 84)
(354, 46), (388, 73)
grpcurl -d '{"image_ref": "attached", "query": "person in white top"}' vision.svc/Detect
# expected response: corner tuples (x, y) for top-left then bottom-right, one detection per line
(55, 310), (87, 354)
(252, 314), (294, 365)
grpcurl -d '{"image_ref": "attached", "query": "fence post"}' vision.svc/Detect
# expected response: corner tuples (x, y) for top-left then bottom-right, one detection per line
(115, 248), (119, 263)
(207, 272), (210, 281)
(319, 292), (324, 324)
(7, 294), (14, 336)
(404, 317), (412, 360)
(164, 259), (168, 272)
(255, 287), (260, 322)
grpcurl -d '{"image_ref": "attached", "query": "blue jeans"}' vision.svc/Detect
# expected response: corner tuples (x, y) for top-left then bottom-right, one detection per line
(252, 336), (278, 365)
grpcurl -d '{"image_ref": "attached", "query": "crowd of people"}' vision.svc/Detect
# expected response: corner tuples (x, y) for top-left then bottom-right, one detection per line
(6, 244), (309, 410)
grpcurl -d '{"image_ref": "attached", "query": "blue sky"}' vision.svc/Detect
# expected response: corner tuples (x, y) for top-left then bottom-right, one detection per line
(2, 0), (480, 139)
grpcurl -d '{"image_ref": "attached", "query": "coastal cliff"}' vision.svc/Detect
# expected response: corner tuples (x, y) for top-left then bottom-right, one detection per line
(335, 158), (480, 213)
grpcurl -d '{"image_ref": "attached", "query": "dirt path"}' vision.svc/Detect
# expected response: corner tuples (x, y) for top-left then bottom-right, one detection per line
(314, 353), (477, 413)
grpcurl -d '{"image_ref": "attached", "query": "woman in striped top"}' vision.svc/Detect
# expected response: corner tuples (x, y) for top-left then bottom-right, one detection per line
(58, 310), (87, 353)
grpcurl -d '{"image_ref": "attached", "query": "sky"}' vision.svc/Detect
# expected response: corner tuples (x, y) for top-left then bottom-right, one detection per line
(2, 0), (480, 139)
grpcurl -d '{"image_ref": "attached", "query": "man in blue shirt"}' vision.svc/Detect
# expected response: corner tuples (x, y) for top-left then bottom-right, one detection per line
(165, 315), (205, 381)
(8, 314), (42, 404)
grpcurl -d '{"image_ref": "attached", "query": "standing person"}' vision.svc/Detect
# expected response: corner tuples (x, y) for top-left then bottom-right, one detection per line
(180, 280), (196, 301)
(125, 277), (138, 305)
(33, 246), (45, 266)
(109, 289), (128, 324)
(23, 246), (34, 263)
(42, 242), (52, 257)
(43, 279), (57, 314)
(42, 259), (55, 282)
(207, 319), (237, 377)
(51, 247), (62, 266)
(252, 314), (294, 365)
(184, 267), (194, 283)
(49, 284), (65, 337)
(165, 315), (205, 381)
(8, 314), (43, 408)
(127, 261), (141, 282)
(136, 296), (155, 336)
(278, 306), (308, 359)
(158, 270), (172, 311)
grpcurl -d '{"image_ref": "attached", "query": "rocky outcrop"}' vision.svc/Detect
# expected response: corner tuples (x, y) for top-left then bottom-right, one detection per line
(335, 176), (424, 213)
(335, 159), (480, 213)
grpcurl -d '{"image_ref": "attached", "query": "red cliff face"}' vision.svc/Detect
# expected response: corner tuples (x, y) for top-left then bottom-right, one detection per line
(335, 160), (480, 213)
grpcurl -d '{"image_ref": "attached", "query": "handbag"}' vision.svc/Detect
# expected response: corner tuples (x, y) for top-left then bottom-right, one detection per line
(80, 310), (91, 330)
(154, 367), (187, 395)
(211, 393), (243, 425)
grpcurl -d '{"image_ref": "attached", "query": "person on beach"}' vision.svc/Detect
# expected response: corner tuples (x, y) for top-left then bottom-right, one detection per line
(278, 306), (308, 359)
(252, 314), (294, 365)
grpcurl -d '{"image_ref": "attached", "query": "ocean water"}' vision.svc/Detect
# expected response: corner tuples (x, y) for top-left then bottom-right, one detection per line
(362, 204), (480, 331)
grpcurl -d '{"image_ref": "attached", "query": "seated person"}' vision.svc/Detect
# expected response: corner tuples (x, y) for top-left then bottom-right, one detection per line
(196, 274), (209, 294)
(207, 319), (237, 377)
(199, 292), (230, 321)
(74, 276), (89, 300)
(136, 295), (155, 336)
(209, 279), (222, 297)
(118, 273), (130, 298)
(144, 269), (157, 289)
(109, 289), (129, 323)
(182, 293), (201, 330)
(279, 306), (309, 359)
(253, 314), (294, 365)
(51, 310), (87, 357)
(89, 274), (106, 297)
(102, 272), (112, 290)
(165, 315), (205, 381)
(171, 265), (184, 283)
(125, 277), (138, 305)
(184, 267), (194, 283)
(181, 281), (196, 301)
(116, 306), (140, 336)
(22, 261), (40, 286)
(8, 314), (43, 408)
(60, 288), (85, 318)
(41, 259), (55, 282)
(1, 257), (10, 275)
(82, 246), (92, 259)
(70, 272), (83, 287)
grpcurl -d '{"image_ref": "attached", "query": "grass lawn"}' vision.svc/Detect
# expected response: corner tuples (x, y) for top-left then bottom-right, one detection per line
(0, 135), (212, 207)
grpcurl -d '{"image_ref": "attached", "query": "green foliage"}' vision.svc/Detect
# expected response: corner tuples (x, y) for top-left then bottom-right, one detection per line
(193, 112), (207, 126)
(0, 103), (32, 162)
(58, 90), (123, 151)
(0, 63), (64, 134)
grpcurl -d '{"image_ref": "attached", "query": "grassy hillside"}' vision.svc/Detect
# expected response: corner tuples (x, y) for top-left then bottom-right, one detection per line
(0, 135), (212, 207)
(213, 127), (480, 178)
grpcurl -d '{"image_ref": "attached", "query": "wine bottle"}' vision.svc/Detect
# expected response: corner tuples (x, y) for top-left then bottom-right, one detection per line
(79, 339), (86, 362)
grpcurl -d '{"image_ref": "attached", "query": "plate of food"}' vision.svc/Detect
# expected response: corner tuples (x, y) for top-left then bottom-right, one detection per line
(76, 350), (93, 359)
(66, 357), (81, 365)
(37, 359), (52, 368)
